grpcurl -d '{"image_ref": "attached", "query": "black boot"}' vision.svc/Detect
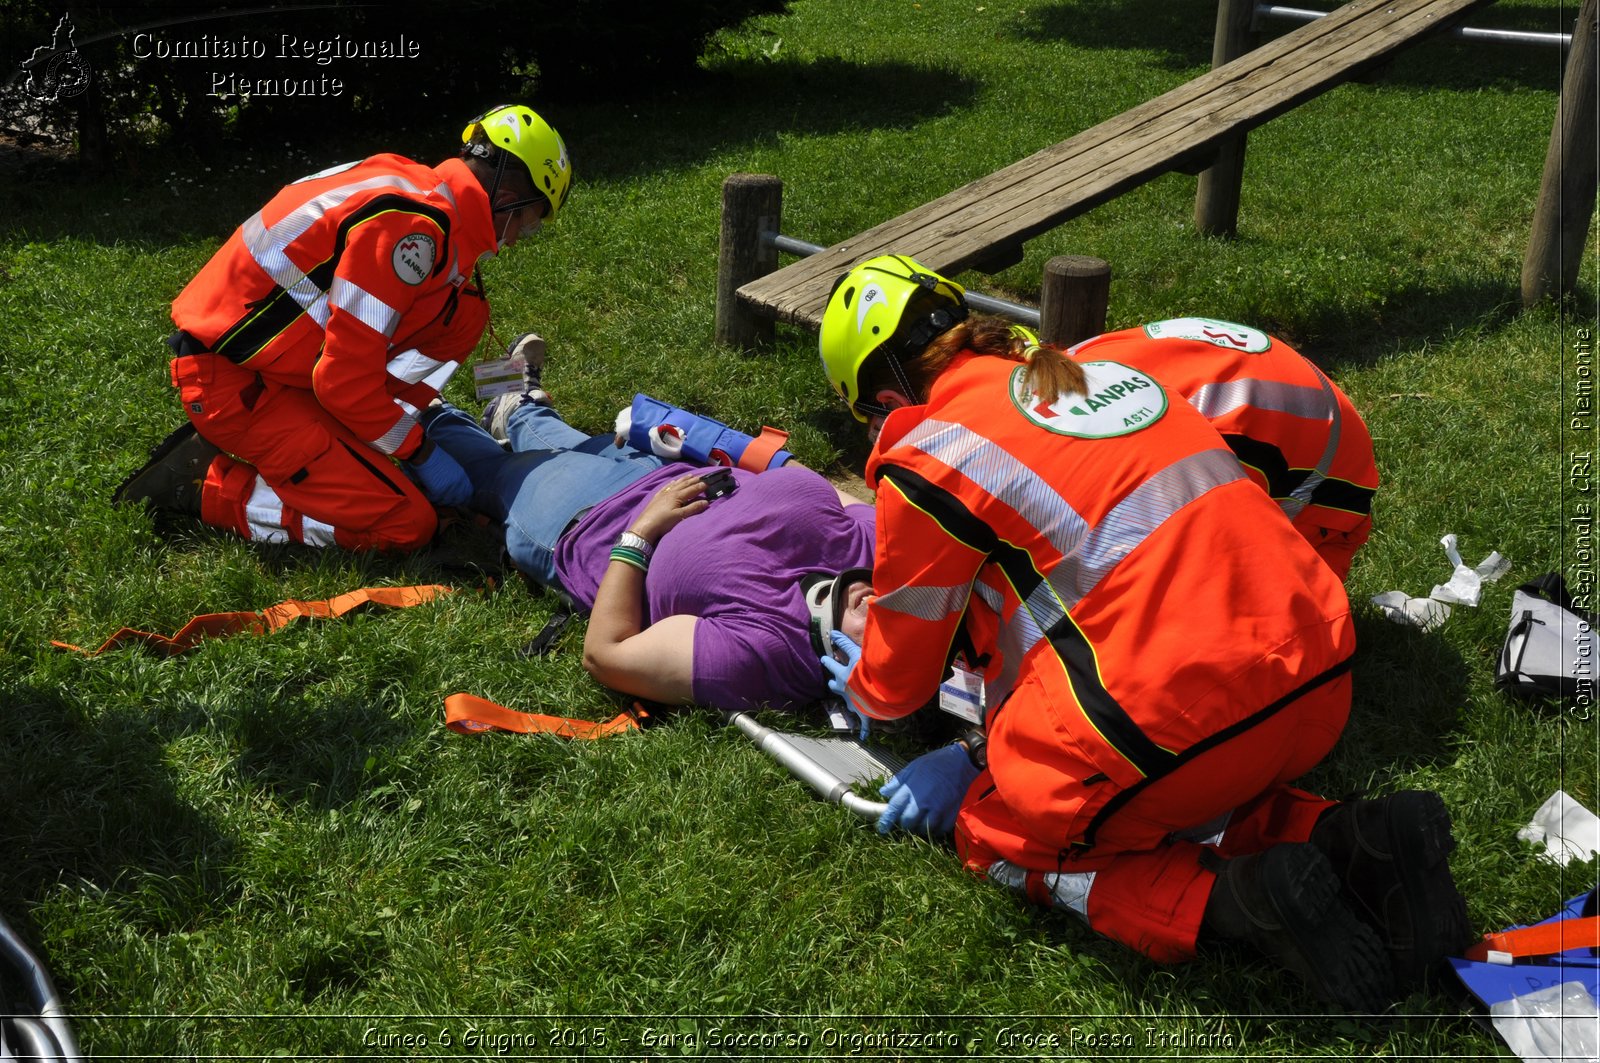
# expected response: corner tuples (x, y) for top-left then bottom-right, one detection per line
(1309, 790), (1471, 991)
(1202, 843), (1393, 1012)
(112, 423), (220, 516)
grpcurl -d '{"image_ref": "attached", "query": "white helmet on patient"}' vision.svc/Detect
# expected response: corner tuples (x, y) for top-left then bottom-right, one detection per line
(801, 567), (872, 664)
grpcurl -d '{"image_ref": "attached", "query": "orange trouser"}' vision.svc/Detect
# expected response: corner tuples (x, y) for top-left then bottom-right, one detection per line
(172, 352), (437, 552)
(1305, 517), (1371, 583)
(956, 671), (1350, 963)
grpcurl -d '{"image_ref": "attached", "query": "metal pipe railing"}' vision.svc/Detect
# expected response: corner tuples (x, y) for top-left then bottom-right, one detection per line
(1256, 4), (1573, 48)
(764, 232), (1043, 327)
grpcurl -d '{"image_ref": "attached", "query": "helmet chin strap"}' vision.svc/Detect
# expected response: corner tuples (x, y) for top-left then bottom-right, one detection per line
(880, 304), (967, 407)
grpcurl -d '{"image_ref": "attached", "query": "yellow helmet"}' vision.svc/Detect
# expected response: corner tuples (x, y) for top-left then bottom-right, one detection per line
(818, 254), (967, 421)
(462, 104), (572, 220)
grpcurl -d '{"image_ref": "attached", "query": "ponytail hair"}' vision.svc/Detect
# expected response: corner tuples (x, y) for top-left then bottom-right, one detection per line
(891, 314), (1088, 400)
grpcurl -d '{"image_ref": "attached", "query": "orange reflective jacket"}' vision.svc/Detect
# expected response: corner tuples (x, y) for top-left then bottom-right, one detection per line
(172, 155), (496, 460)
(1070, 319), (1377, 550)
(851, 353), (1355, 847)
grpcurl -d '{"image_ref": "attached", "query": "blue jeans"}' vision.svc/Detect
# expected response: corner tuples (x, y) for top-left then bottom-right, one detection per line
(422, 401), (664, 587)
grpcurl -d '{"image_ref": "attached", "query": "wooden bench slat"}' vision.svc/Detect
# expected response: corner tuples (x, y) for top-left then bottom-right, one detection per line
(739, 0), (1496, 328)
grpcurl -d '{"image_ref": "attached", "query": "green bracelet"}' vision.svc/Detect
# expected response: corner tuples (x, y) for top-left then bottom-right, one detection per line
(609, 545), (649, 572)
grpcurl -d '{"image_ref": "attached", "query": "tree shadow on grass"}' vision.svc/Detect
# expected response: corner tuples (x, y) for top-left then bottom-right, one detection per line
(228, 693), (420, 812)
(0, 56), (979, 248)
(1304, 610), (1474, 796)
(0, 680), (238, 922)
(1015, 0), (1564, 93)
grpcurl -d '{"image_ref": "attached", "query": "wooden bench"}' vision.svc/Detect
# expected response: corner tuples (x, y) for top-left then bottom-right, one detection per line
(729, 0), (1499, 336)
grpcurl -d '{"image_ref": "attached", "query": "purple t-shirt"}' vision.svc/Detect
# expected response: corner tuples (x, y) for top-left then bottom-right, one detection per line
(553, 464), (876, 711)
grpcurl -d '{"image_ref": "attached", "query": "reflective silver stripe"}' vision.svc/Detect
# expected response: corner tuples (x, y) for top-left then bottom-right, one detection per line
(330, 277), (400, 337)
(873, 582), (972, 624)
(1189, 378), (1333, 421)
(898, 419), (1088, 560)
(239, 173), (431, 325)
(394, 397), (423, 419)
(1043, 448), (1245, 612)
(240, 212), (327, 320)
(373, 412), (417, 455)
(1187, 373), (1344, 520)
(299, 514), (338, 548)
(261, 173), (428, 249)
(244, 476), (291, 543)
(1284, 366), (1344, 517)
(990, 449), (1244, 691)
(986, 860), (1095, 918)
(968, 579), (1020, 709)
(385, 348), (457, 391)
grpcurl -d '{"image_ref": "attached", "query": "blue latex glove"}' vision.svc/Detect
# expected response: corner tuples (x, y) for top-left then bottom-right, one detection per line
(877, 742), (981, 837)
(821, 630), (871, 739)
(407, 442), (472, 508)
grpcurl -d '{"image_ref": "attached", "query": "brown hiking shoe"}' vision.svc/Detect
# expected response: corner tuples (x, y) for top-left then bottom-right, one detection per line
(1309, 791), (1472, 991)
(112, 423), (220, 516)
(1202, 843), (1394, 1012)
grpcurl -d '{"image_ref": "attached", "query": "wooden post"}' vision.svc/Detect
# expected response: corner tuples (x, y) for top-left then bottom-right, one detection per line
(715, 173), (783, 350)
(1522, 0), (1598, 307)
(1039, 256), (1111, 346)
(1194, 0), (1257, 237)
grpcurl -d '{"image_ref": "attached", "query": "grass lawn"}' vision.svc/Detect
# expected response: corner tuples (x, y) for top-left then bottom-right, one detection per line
(1, 0), (1596, 1057)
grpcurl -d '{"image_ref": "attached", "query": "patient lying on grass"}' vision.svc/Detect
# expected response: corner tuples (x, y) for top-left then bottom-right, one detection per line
(421, 392), (875, 713)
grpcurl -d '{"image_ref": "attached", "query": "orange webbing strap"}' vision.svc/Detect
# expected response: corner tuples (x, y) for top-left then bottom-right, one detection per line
(444, 692), (647, 739)
(51, 585), (454, 657)
(1463, 916), (1600, 962)
(736, 427), (791, 473)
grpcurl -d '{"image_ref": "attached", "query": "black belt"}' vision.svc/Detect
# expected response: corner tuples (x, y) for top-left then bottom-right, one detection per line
(167, 330), (210, 358)
(561, 505), (593, 541)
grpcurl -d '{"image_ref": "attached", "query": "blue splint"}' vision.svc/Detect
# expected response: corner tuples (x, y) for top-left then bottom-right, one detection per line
(1450, 890), (1600, 1009)
(625, 394), (792, 471)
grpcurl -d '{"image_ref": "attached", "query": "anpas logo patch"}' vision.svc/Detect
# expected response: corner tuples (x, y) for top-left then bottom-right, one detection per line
(1013, 361), (1167, 438)
(1143, 316), (1270, 353)
(392, 233), (437, 286)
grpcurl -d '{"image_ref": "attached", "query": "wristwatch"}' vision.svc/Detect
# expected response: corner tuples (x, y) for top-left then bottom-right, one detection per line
(957, 727), (988, 771)
(616, 530), (654, 559)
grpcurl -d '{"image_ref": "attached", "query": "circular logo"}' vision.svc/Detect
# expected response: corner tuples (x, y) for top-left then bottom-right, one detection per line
(392, 233), (437, 285)
(1012, 361), (1167, 439)
(1143, 317), (1271, 353)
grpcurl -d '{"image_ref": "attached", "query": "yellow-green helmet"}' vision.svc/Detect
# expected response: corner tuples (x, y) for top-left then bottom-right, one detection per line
(818, 254), (968, 421)
(462, 104), (572, 220)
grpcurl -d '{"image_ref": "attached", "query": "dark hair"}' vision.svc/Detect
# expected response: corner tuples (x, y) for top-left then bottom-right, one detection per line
(460, 129), (539, 204)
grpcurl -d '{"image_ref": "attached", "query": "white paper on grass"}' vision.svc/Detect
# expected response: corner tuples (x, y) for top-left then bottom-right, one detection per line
(1517, 790), (1600, 867)
(1490, 981), (1600, 1063)
(1371, 534), (1509, 630)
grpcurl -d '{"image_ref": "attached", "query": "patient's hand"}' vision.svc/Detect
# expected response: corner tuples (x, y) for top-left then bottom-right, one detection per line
(629, 473), (711, 544)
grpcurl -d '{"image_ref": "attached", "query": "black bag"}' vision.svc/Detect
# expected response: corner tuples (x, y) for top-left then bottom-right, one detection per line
(1496, 572), (1599, 701)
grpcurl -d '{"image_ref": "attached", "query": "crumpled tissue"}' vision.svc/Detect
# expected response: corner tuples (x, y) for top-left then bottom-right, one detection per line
(1518, 790), (1600, 867)
(1490, 981), (1600, 1063)
(1371, 534), (1510, 631)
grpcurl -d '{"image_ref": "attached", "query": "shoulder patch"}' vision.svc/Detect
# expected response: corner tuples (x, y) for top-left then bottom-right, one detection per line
(1011, 362), (1167, 439)
(1143, 316), (1271, 353)
(392, 232), (437, 285)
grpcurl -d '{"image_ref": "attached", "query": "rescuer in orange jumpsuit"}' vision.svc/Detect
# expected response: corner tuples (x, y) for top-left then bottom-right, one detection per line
(115, 104), (571, 552)
(815, 255), (1467, 1010)
(1067, 319), (1377, 581)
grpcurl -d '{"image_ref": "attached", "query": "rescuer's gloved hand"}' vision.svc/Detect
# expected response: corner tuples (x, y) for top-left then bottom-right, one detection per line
(406, 441), (473, 508)
(821, 631), (873, 739)
(877, 743), (980, 837)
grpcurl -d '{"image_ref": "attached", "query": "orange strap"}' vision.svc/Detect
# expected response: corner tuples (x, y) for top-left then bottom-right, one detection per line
(52, 585), (454, 657)
(444, 692), (648, 740)
(1464, 916), (1600, 962)
(736, 426), (791, 472)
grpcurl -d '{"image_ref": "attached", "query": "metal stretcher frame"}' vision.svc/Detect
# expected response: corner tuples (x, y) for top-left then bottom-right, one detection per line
(725, 711), (907, 822)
